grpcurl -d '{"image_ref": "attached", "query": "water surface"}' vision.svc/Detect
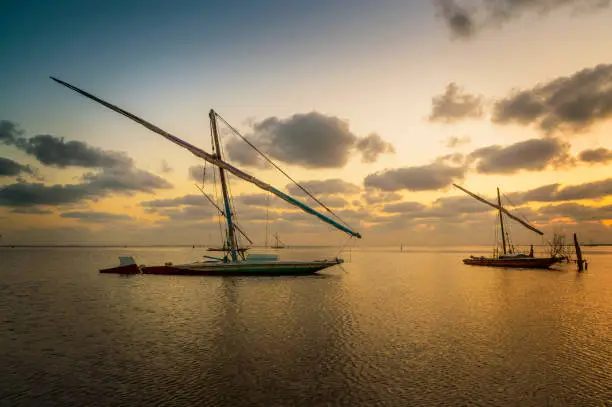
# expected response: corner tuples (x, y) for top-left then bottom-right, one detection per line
(1, 246), (610, 406)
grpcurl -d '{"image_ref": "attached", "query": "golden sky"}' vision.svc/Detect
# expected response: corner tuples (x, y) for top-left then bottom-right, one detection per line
(1, 1), (612, 246)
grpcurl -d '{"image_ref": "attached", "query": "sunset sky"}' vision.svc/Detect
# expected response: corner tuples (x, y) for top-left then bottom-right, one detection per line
(1, 0), (612, 247)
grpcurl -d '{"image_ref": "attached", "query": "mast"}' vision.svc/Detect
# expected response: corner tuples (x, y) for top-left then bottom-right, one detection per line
(51, 77), (361, 239)
(497, 187), (507, 255)
(453, 183), (544, 236)
(210, 110), (238, 262)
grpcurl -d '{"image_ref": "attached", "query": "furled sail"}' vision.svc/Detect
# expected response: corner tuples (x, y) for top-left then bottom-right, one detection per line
(453, 183), (543, 236)
(51, 77), (361, 239)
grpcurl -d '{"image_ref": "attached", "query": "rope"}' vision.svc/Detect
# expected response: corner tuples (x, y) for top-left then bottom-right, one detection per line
(215, 112), (354, 232)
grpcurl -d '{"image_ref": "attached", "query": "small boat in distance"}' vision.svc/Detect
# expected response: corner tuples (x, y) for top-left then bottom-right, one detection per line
(271, 233), (286, 249)
(454, 184), (562, 269)
(52, 77), (361, 276)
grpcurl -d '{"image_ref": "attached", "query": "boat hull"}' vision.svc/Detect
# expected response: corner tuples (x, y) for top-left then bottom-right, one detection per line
(99, 263), (141, 274)
(462, 257), (559, 269)
(141, 259), (342, 276)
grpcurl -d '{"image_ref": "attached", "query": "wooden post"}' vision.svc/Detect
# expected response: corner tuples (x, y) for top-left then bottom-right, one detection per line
(574, 233), (584, 272)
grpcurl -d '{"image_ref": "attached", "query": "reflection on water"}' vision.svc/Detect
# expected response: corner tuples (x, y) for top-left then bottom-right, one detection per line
(0, 246), (610, 406)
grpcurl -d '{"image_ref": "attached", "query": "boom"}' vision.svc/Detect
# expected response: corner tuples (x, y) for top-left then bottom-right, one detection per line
(453, 183), (543, 236)
(50, 77), (361, 239)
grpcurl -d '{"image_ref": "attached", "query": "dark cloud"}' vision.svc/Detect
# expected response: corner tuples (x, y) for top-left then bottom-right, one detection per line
(0, 157), (33, 177)
(538, 203), (612, 222)
(435, 0), (610, 39)
(578, 147), (612, 164)
(492, 64), (612, 133)
(469, 138), (572, 174)
(10, 207), (53, 214)
(0, 183), (92, 207)
(0, 121), (132, 169)
(60, 211), (133, 223)
(225, 112), (393, 168)
(429, 83), (484, 122)
(364, 160), (466, 191)
(81, 168), (172, 194)
(445, 135), (471, 148)
(286, 179), (361, 197)
(362, 190), (404, 204)
(355, 133), (395, 163)
(0, 169), (172, 208)
(434, 0), (476, 38)
(187, 165), (218, 184)
(239, 193), (271, 207)
(0, 120), (23, 145)
(140, 194), (204, 208)
(510, 178), (612, 203)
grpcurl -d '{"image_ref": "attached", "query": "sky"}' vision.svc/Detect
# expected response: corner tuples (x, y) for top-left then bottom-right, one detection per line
(1, 0), (612, 247)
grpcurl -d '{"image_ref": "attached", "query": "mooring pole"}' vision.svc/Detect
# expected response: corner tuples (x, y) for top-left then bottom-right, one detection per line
(573, 233), (584, 272)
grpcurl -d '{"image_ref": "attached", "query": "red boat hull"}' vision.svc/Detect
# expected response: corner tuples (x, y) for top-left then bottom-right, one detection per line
(463, 257), (560, 269)
(99, 263), (141, 274)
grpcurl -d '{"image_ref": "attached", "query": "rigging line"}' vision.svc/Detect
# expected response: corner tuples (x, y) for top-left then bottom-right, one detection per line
(214, 112), (354, 232)
(210, 119), (224, 246)
(502, 192), (533, 226)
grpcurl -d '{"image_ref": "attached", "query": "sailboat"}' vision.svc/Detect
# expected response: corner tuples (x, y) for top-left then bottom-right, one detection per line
(51, 77), (361, 276)
(271, 233), (286, 249)
(454, 184), (562, 269)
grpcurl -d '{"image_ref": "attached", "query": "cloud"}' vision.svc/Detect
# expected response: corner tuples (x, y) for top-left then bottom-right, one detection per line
(0, 183), (92, 207)
(429, 83), (485, 122)
(238, 193), (271, 207)
(81, 168), (172, 194)
(355, 133), (396, 163)
(286, 179), (361, 197)
(510, 178), (612, 203)
(362, 190), (404, 204)
(160, 160), (173, 173)
(364, 160), (466, 191)
(538, 202), (612, 222)
(140, 194), (204, 208)
(0, 157), (33, 177)
(578, 147), (612, 164)
(434, 0), (610, 39)
(0, 121), (132, 169)
(0, 169), (172, 208)
(60, 211), (133, 223)
(469, 138), (572, 174)
(10, 207), (53, 214)
(445, 135), (472, 148)
(492, 64), (612, 133)
(225, 112), (394, 168)
(188, 165), (218, 184)
(434, 0), (476, 38)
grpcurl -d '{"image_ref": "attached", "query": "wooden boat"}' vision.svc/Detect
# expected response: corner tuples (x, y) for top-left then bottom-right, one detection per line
(271, 233), (286, 249)
(99, 256), (141, 274)
(454, 184), (562, 269)
(52, 77), (361, 276)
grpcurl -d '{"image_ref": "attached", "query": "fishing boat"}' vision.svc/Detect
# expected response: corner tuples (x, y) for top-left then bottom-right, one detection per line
(453, 184), (562, 269)
(271, 233), (286, 249)
(51, 77), (361, 276)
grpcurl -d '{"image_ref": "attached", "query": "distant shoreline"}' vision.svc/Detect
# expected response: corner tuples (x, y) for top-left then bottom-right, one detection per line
(2, 244), (609, 248)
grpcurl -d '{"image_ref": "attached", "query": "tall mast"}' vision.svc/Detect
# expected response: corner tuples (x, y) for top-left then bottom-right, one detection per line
(210, 109), (238, 262)
(497, 187), (507, 255)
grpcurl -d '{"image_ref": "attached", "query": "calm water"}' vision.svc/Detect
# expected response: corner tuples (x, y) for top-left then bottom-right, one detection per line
(1, 246), (610, 406)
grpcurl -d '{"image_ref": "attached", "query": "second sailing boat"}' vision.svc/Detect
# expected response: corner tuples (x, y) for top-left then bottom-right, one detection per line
(454, 184), (562, 269)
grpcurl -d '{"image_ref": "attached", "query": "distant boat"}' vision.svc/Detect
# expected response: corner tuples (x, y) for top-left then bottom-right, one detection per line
(454, 184), (562, 269)
(271, 233), (286, 249)
(52, 77), (360, 276)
